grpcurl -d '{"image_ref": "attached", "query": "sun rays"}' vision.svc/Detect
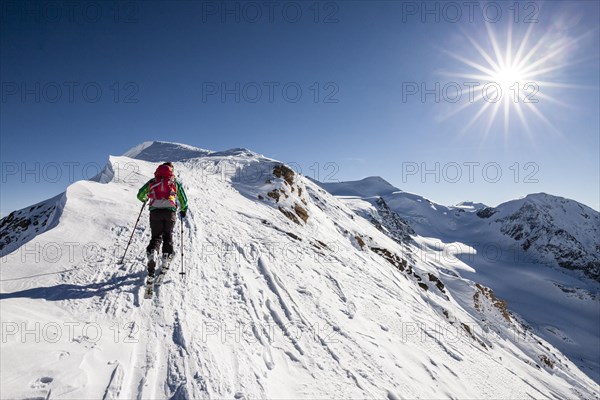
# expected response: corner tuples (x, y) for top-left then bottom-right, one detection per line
(439, 18), (588, 140)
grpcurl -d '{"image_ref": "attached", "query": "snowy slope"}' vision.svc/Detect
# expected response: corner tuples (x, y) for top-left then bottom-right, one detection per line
(321, 177), (600, 385)
(0, 194), (66, 258)
(0, 143), (598, 399)
(335, 196), (415, 247)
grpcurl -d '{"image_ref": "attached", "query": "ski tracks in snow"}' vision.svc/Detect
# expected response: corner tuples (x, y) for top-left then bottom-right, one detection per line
(53, 212), (208, 399)
(4, 155), (598, 399)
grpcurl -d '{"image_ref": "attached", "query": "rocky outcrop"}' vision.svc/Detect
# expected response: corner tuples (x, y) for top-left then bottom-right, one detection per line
(260, 164), (310, 226)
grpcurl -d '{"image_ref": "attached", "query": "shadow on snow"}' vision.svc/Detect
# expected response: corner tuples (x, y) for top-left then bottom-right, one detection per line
(0, 271), (145, 301)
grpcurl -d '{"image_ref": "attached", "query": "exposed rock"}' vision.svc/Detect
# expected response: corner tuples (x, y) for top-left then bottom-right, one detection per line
(461, 322), (488, 349)
(279, 207), (300, 225)
(474, 283), (511, 323)
(294, 203), (308, 223)
(354, 235), (366, 249)
(286, 232), (301, 241)
(427, 273), (446, 293)
(260, 164), (310, 225)
(370, 247), (407, 272)
(273, 164), (295, 186)
(368, 197), (414, 245)
(315, 240), (328, 249)
(539, 355), (555, 369)
(476, 207), (497, 218)
(267, 190), (281, 202)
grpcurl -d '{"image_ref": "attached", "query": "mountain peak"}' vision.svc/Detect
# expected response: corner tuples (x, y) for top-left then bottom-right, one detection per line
(122, 141), (212, 162)
(314, 176), (400, 197)
(496, 192), (599, 214)
(523, 192), (557, 203)
(360, 176), (394, 184)
(453, 201), (488, 211)
(207, 147), (261, 158)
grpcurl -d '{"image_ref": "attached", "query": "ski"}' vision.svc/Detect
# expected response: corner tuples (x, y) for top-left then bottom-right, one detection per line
(144, 256), (158, 299)
(144, 277), (155, 299)
(155, 270), (167, 286)
(154, 270), (167, 286)
(144, 255), (173, 298)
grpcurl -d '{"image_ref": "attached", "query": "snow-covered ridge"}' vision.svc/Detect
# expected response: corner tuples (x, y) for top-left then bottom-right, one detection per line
(0, 142), (599, 397)
(314, 176), (400, 197)
(121, 141), (263, 163)
(122, 140), (213, 162)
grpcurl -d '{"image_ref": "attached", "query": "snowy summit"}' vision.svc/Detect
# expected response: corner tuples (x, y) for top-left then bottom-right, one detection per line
(0, 141), (598, 399)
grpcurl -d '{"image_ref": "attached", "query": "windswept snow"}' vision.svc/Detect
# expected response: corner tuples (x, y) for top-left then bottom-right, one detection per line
(315, 176), (400, 197)
(122, 141), (213, 162)
(0, 145), (599, 398)
(323, 178), (600, 385)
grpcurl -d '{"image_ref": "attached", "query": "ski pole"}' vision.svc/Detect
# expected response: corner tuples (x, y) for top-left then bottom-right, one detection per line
(120, 200), (147, 264)
(179, 213), (186, 277)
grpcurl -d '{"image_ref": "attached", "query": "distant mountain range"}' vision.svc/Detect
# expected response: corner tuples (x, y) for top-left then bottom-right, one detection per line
(318, 177), (600, 282)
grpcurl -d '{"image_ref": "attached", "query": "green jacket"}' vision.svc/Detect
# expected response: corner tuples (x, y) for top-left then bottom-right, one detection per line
(137, 178), (188, 212)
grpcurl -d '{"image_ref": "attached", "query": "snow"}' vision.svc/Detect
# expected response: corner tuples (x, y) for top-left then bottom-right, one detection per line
(122, 141), (213, 162)
(0, 144), (599, 398)
(453, 201), (488, 211)
(324, 177), (600, 385)
(315, 176), (399, 197)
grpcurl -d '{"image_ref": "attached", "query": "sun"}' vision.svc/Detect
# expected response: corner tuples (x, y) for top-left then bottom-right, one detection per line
(439, 20), (584, 138)
(493, 66), (525, 93)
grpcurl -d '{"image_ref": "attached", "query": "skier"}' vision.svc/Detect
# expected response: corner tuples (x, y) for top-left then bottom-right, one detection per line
(137, 162), (188, 283)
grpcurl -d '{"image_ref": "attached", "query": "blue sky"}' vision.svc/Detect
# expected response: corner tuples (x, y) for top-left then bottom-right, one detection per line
(1, 1), (599, 216)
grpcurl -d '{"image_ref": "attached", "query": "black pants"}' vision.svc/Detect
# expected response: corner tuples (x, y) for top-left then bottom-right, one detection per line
(147, 209), (177, 256)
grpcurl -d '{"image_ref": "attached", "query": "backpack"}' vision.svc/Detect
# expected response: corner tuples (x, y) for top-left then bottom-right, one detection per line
(148, 165), (177, 208)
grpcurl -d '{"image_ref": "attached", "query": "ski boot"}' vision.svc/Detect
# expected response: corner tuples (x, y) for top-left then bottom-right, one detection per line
(155, 253), (174, 285)
(161, 253), (174, 272)
(146, 250), (157, 284)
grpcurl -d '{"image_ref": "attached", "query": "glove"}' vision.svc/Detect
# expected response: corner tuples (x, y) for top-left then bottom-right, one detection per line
(179, 210), (187, 219)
